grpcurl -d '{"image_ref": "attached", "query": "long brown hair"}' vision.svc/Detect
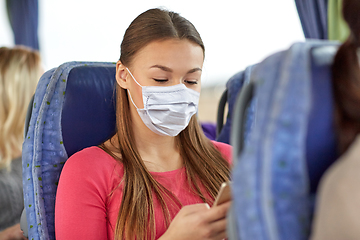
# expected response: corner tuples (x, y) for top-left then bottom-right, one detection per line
(332, 0), (360, 154)
(101, 8), (230, 240)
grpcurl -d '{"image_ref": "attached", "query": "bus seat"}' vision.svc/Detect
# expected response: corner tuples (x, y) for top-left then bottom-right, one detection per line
(216, 64), (257, 144)
(22, 62), (117, 240)
(229, 40), (340, 240)
(21, 60), (219, 239)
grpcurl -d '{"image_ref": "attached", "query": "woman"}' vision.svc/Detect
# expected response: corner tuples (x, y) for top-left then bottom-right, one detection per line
(55, 8), (232, 240)
(310, 0), (360, 239)
(0, 46), (42, 240)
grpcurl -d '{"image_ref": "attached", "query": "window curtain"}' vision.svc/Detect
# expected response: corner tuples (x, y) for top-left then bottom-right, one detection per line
(328, 0), (350, 42)
(295, 0), (329, 40)
(6, 0), (39, 50)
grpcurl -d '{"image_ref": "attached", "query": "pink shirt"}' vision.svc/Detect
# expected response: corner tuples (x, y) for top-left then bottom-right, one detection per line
(55, 141), (232, 240)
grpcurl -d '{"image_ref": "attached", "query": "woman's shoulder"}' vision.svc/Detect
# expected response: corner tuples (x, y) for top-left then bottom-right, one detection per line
(211, 141), (232, 163)
(62, 146), (123, 176)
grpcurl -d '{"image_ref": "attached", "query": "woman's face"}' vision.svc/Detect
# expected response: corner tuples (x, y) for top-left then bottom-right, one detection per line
(116, 38), (204, 109)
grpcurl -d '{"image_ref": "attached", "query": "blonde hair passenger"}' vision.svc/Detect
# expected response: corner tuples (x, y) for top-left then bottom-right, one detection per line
(0, 46), (42, 170)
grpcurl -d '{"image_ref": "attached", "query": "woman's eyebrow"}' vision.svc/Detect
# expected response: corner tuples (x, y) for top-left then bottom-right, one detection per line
(187, 67), (202, 74)
(150, 65), (202, 74)
(150, 65), (173, 72)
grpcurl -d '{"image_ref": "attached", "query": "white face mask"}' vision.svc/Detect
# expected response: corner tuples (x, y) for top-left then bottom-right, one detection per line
(126, 68), (200, 137)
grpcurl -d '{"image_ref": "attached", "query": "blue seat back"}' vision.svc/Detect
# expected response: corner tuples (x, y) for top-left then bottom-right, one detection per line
(217, 65), (256, 144)
(22, 62), (116, 240)
(231, 40), (340, 240)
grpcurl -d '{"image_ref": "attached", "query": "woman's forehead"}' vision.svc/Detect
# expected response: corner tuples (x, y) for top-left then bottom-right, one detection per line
(130, 39), (204, 71)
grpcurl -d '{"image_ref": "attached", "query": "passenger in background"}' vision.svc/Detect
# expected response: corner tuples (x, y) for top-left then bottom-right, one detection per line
(311, 0), (360, 239)
(55, 8), (232, 240)
(0, 46), (42, 240)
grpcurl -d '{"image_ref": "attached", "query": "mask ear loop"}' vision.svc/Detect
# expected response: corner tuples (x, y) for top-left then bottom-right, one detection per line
(126, 67), (143, 87)
(126, 67), (142, 110)
(127, 89), (140, 110)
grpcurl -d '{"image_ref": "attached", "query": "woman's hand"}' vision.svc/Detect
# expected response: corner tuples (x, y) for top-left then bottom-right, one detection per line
(159, 201), (231, 240)
(0, 223), (27, 240)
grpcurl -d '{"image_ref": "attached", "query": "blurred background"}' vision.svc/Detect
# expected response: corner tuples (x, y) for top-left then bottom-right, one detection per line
(0, 0), (305, 122)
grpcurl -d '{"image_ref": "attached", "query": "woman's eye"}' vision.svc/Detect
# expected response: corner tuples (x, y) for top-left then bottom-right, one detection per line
(184, 80), (198, 85)
(153, 78), (168, 82)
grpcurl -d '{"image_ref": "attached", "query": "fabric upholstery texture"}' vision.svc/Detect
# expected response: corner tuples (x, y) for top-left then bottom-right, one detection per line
(231, 40), (339, 240)
(22, 62), (116, 240)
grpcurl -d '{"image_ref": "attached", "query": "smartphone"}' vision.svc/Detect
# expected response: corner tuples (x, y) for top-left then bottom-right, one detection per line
(213, 181), (232, 207)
